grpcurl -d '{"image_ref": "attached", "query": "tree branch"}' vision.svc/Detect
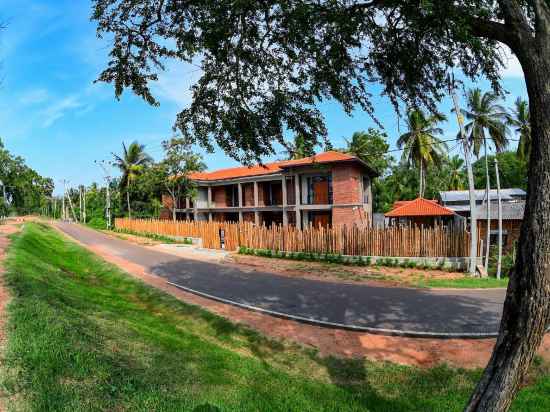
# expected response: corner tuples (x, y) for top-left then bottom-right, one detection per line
(533, 0), (550, 36)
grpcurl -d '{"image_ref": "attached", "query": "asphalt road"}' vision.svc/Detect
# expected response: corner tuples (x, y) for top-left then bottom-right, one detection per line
(56, 222), (506, 337)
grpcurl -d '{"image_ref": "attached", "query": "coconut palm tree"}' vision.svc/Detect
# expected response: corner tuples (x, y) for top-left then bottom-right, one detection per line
(112, 141), (152, 218)
(447, 155), (466, 190)
(397, 109), (447, 197)
(461, 89), (509, 158)
(508, 97), (531, 162)
(460, 88), (509, 271)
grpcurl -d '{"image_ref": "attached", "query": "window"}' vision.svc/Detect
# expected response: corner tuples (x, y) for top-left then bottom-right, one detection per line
(306, 175), (332, 205)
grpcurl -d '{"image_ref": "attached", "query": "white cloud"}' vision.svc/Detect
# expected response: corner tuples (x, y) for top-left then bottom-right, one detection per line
(501, 49), (524, 78)
(153, 61), (202, 107)
(18, 88), (49, 106)
(40, 95), (83, 127)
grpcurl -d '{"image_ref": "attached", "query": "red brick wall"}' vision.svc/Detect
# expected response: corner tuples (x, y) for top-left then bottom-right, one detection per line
(212, 186), (226, 207)
(332, 206), (370, 227)
(331, 164), (362, 205)
(162, 194), (174, 209)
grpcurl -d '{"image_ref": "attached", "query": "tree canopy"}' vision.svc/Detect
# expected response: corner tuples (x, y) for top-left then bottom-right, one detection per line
(92, 1), (509, 164)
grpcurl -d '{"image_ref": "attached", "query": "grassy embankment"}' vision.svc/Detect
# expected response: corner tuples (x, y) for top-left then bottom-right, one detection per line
(0, 223), (545, 411)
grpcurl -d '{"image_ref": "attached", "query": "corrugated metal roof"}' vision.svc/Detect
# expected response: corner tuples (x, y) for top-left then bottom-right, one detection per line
(385, 198), (455, 217)
(439, 189), (526, 203)
(189, 151), (373, 181)
(475, 201), (525, 220)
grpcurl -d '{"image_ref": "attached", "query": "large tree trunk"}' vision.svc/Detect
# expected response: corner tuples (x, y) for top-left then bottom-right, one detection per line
(465, 53), (550, 412)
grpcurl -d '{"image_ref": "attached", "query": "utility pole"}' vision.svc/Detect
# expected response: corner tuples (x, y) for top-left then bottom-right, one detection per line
(449, 79), (478, 275)
(83, 186), (87, 224)
(79, 186), (83, 223)
(60, 179), (67, 221)
(495, 157), (503, 279)
(484, 138), (491, 273)
(95, 160), (112, 230)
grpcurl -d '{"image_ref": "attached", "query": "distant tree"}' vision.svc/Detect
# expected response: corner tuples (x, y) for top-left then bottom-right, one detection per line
(112, 141), (152, 218)
(447, 156), (467, 191)
(473, 151), (528, 191)
(508, 97), (531, 163)
(345, 129), (392, 175)
(397, 109), (447, 198)
(160, 138), (205, 221)
(286, 134), (316, 160)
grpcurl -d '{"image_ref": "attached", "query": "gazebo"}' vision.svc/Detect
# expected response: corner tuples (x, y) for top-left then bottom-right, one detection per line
(385, 197), (457, 227)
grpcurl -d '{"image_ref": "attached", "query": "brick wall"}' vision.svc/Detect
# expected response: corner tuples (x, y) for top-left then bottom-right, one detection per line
(331, 164), (362, 205)
(330, 164), (373, 227)
(162, 194), (174, 209)
(332, 206), (370, 227)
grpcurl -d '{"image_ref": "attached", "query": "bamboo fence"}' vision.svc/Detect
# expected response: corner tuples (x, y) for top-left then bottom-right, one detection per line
(115, 218), (480, 257)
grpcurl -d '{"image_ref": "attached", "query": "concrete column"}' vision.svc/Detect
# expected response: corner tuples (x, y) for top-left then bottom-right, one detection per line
(282, 176), (288, 226)
(209, 212), (213, 222)
(207, 186), (212, 208)
(238, 183), (243, 222)
(294, 174), (301, 230)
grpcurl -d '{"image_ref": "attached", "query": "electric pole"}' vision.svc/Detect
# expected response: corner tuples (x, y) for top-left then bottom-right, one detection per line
(95, 160), (113, 230)
(79, 186), (83, 223)
(60, 179), (67, 221)
(83, 186), (87, 224)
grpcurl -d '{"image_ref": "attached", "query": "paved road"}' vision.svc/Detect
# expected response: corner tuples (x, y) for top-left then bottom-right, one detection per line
(57, 222), (506, 337)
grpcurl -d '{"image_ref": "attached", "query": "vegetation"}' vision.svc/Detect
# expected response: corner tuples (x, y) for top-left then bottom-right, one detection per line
(237, 246), (510, 289)
(3, 223), (547, 411)
(397, 109), (447, 198)
(0, 139), (53, 216)
(112, 141), (153, 219)
(508, 98), (531, 163)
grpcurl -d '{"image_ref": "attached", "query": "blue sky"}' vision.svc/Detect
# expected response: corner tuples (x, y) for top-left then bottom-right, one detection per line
(0, 1), (528, 194)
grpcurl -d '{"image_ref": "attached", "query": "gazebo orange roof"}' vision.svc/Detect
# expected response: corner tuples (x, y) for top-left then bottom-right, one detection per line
(385, 198), (456, 218)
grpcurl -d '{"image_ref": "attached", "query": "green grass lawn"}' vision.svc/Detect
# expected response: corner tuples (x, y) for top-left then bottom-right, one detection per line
(288, 261), (508, 289)
(0, 223), (547, 411)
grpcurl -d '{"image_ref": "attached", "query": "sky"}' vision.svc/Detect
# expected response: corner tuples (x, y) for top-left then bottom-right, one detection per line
(0, 0), (529, 195)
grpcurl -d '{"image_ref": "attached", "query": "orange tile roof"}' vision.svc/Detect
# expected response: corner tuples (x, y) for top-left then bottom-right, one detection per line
(385, 198), (456, 217)
(189, 151), (370, 181)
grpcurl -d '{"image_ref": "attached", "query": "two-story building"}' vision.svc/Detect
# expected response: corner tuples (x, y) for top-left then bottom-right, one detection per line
(161, 151), (378, 228)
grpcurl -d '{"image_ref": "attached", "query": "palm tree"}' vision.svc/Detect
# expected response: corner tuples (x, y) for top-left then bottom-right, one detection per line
(460, 88), (509, 271)
(397, 109), (447, 197)
(447, 155), (466, 190)
(113, 141), (152, 218)
(508, 97), (531, 162)
(461, 89), (509, 158)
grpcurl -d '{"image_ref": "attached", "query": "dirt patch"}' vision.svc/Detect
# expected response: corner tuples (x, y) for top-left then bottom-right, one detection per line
(100, 230), (162, 246)
(231, 254), (466, 287)
(53, 222), (550, 369)
(0, 218), (27, 412)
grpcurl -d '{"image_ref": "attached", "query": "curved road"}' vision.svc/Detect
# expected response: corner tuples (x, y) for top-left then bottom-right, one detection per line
(56, 222), (506, 337)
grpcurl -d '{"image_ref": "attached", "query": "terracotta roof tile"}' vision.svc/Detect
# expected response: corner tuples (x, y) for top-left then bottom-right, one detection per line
(189, 151), (364, 181)
(385, 198), (456, 217)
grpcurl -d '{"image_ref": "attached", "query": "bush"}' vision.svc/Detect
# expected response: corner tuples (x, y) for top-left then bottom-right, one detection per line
(87, 217), (107, 230)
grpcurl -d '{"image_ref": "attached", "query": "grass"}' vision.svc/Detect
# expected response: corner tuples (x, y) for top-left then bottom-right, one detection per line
(288, 261), (509, 289)
(0, 223), (546, 411)
(110, 228), (191, 244)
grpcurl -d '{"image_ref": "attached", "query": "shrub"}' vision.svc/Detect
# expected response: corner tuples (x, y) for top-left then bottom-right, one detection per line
(87, 217), (107, 230)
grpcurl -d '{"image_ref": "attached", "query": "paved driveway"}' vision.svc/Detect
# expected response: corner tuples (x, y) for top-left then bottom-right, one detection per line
(56, 222), (506, 337)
